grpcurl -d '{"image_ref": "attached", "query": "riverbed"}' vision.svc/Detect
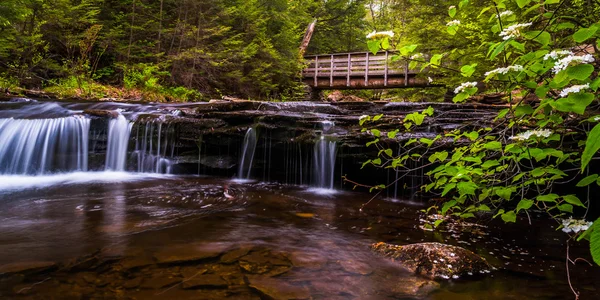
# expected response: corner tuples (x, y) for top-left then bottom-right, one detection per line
(1, 175), (598, 299)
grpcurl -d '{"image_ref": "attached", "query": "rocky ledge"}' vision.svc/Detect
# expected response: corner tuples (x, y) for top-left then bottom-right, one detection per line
(371, 242), (493, 280)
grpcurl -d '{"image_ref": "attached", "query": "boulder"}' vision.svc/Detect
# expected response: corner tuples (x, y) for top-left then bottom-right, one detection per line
(83, 109), (119, 118)
(371, 242), (493, 279)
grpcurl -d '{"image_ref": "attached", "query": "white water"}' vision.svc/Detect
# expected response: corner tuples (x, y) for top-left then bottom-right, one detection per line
(133, 122), (174, 174)
(105, 115), (132, 171)
(0, 117), (90, 175)
(313, 136), (337, 189)
(0, 172), (171, 192)
(237, 128), (257, 179)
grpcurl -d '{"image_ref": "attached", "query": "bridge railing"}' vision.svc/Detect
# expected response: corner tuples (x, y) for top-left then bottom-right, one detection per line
(302, 51), (414, 88)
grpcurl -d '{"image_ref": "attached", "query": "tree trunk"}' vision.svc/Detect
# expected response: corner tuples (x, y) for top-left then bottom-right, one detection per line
(127, 0), (136, 62)
(299, 19), (317, 56)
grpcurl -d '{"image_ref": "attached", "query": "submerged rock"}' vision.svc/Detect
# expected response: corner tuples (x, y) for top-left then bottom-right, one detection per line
(371, 242), (492, 279)
(83, 109), (119, 118)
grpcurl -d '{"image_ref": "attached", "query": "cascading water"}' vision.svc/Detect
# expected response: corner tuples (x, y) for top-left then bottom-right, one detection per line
(0, 117), (90, 175)
(237, 128), (257, 179)
(105, 115), (132, 171)
(313, 121), (337, 189)
(132, 121), (175, 174)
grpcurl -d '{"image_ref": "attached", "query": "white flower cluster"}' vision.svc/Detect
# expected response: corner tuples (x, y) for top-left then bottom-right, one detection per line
(559, 84), (590, 98)
(499, 23), (532, 40)
(552, 54), (595, 73)
(509, 129), (553, 141)
(454, 82), (477, 94)
(484, 65), (524, 77)
(449, 5), (456, 10)
(543, 50), (573, 61)
(366, 30), (394, 39)
(498, 10), (513, 18)
(410, 53), (424, 60)
(447, 20), (461, 26)
(561, 218), (593, 234)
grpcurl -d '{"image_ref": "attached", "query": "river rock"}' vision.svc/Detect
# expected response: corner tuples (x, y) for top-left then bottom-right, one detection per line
(0, 261), (57, 276)
(181, 274), (228, 289)
(83, 109), (119, 118)
(247, 276), (311, 300)
(153, 243), (230, 265)
(371, 242), (493, 279)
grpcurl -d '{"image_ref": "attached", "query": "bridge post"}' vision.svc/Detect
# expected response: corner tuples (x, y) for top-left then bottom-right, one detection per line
(365, 52), (369, 87)
(404, 59), (409, 86)
(346, 54), (351, 87)
(314, 56), (319, 87)
(384, 51), (389, 87)
(330, 54), (334, 87)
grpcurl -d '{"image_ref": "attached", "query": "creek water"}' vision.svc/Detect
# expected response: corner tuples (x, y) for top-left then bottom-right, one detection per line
(0, 176), (598, 299)
(0, 98), (599, 299)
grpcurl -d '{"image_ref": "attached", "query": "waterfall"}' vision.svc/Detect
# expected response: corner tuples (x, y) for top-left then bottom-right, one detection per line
(237, 128), (257, 179)
(105, 115), (132, 171)
(313, 136), (337, 189)
(0, 116), (90, 175)
(133, 121), (175, 174)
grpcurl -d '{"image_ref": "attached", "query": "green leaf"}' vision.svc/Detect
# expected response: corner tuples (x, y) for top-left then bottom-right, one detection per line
(366, 138), (379, 147)
(501, 211), (517, 223)
(577, 174), (599, 187)
(582, 123), (600, 171)
(516, 199), (534, 212)
(590, 219), (600, 265)
(371, 129), (381, 137)
(384, 149), (393, 157)
(430, 54), (443, 66)
(489, 40), (508, 60)
(573, 26), (599, 43)
(441, 200), (458, 215)
(524, 31), (551, 46)
(567, 64), (594, 81)
(429, 151), (449, 163)
(381, 37), (390, 50)
(458, 182), (478, 196)
(372, 158), (382, 165)
(367, 40), (381, 55)
(478, 204), (491, 212)
(558, 204), (573, 213)
(373, 114), (383, 121)
(516, 0), (532, 8)
(495, 187), (513, 201)
(537, 194), (559, 202)
(442, 183), (456, 196)
(399, 44), (418, 56)
(460, 64), (477, 77)
(564, 195), (585, 207)
(484, 141), (502, 151)
(387, 129), (399, 139)
(448, 7), (457, 17)
(552, 93), (594, 115)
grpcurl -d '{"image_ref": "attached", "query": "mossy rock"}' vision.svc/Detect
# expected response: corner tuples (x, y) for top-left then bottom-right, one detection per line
(371, 242), (493, 279)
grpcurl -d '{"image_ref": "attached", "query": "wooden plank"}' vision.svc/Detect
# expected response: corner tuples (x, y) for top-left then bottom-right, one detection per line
(404, 60), (409, 86)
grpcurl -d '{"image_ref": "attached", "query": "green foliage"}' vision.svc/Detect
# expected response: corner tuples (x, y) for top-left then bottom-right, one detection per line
(361, 0), (600, 266)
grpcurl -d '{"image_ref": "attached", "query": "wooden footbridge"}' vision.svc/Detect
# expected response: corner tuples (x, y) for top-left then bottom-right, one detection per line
(302, 51), (436, 90)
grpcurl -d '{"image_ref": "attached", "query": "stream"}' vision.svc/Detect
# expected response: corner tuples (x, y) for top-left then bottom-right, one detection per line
(0, 97), (599, 299)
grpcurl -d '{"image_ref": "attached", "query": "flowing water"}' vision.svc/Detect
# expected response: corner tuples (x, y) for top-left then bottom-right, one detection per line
(105, 115), (132, 171)
(0, 98), (599, 299)
(237, 128), (258, 180)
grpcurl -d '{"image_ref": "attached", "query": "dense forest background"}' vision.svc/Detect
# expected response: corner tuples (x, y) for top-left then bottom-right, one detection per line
(0, 0), (598, 101)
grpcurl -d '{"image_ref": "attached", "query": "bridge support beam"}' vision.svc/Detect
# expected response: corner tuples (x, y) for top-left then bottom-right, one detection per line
(304, 76), (434, 90)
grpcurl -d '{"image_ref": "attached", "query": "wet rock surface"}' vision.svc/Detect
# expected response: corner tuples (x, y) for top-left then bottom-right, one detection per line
(371, 242), (493, 279)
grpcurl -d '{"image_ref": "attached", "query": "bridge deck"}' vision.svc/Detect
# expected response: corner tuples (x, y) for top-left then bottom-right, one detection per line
(302, 51), (434, 90)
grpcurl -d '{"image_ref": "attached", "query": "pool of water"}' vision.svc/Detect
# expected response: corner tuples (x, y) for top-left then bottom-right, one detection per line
(0, 175), (598, 299)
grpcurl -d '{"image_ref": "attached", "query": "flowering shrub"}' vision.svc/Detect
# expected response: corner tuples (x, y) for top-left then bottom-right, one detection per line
(359, 0), (600, 278)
